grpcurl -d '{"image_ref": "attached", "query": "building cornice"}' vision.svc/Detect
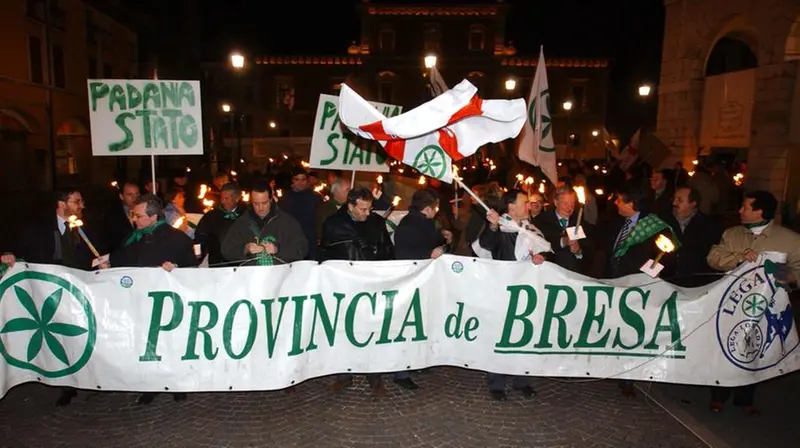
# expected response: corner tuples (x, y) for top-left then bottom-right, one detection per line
(501, 57), (609, 68)
(254, 56), (364, 66)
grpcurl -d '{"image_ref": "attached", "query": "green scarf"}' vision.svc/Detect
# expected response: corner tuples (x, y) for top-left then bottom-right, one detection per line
(124, 220), (166, 247)
(614, 214), (680, 258)
(744, 220), (770, 230)
(255, 235), (277, 266)
(220, 207), (240, 220)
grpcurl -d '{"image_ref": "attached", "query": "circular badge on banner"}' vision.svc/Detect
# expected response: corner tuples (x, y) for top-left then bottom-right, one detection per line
(451, 261), (464, 274)
(716, 263), (799, 371)
(412, 145), (447, 179)
(120, 276), (133, 289)
(0, 271), (96, 378)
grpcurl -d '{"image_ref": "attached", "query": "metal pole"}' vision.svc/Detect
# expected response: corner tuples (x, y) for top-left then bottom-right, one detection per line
(44, 0), (56, 191)
(150, 153), (156, 194)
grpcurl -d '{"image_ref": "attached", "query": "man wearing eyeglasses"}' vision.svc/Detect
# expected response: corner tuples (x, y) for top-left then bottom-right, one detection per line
(1, 188), (106, 407)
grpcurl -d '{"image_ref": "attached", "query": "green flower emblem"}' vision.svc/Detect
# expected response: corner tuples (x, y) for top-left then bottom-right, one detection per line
(528, 88), (555, 153)
(412, 145), (447, 179)
(0, 271), (96, 378)
(742, 293), (768, 319)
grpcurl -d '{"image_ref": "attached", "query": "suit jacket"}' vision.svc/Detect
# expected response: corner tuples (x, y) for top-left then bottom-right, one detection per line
(534, 210), (595, 274)
(17, 215), (101, 270)
(603, 213), (661, 279)
(663, 212), (723, 287)
(105, 203), (135, 253)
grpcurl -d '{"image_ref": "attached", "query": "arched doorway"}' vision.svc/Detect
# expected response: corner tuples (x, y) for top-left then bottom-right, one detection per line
(55, 118), (91, 187)
(699, 28), (759, 211)
(0, 109), (33, 191)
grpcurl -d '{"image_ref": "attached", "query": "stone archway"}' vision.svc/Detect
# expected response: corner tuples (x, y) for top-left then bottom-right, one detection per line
(0, 109), (33, 191)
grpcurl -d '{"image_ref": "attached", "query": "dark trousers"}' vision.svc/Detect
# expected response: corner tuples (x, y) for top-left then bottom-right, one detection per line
(710, 385), (756, 406)
(487, 373), (529, 392)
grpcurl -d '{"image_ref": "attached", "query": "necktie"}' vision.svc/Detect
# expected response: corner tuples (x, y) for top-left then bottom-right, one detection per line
(558, 218), (568, 228)
(614, 219), (633, 252)
(610, 219), (633, 274)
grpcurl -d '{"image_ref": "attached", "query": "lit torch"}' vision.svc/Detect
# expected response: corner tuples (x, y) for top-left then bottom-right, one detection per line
(377, 175), (383, 184)
(241, 191), (250, 202)
(652, 234), (676, 268)
(392, 195), (401, 207)
(172, 216), (185, 229)
(202, 199), (215, 213)
(67, 215), (100, 258)
(514, 173), (523, 188)
(573, 186), (586, 235)
(418, 176), (426, 186)
(198, 184), (208, 199)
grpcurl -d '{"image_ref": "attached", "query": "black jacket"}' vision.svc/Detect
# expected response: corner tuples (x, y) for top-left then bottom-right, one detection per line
(319, 206), (394, 262)
(17, 215), (102, 270)
(394, 208), (444, 260)
(221, 206), (308, 266)
(534, 210), (595, 274)
(110, 224), (198, 268)
(663, 212), (723, 287)
(194, 204), (247, 266)
(603, 212), (661, 279)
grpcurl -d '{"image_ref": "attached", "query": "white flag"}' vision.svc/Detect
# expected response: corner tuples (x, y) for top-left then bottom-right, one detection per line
(429, 66), (449, 97)
(517, 47), (557, 185)
(338, 80), (526, 183)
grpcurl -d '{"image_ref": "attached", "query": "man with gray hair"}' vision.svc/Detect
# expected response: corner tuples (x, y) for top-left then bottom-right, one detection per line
(533, 186), (595, 274)
(196, 183), (247, 265)
(316, 176), (351, 241)
(107, 193), (198, 404)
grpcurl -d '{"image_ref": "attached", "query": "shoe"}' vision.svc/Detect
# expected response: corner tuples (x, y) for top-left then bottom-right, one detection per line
(137, 393), (157, 405)
(172, 393), (187, 402)
(330, 379), (353, 393)
(489, 390), (507, 401)
(620, 385), (636, 398)
(393, 378), (419, 390)
(514, 385), (536, 398)
(709, 400), (724, 412)
(55, 389), (77, 407)
(370, 379), (387, 396)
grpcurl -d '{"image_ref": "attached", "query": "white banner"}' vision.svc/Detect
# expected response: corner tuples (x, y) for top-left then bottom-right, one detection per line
(309, 94), (399, 173)
(87, 79), (204, 156)
(0, 254), (797, 398)
(699, 69), (755, 148)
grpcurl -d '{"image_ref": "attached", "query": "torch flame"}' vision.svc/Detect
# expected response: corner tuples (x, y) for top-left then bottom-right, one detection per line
(301, 161), (310, 168)
(595, 188), (604, 196)
(655, 234), (675, 253)
(276, 189), (283, 198)
(67, 215), (83, 229)
(516, 174), (524, 181)
(418, 176), (426, 185)
(377, 175), (383, 184)
(524, 176), (534, 185)
(172, 216), (185, 229)
(392, 196), (401, 207)
(539, 183), (545, 194)
(241, 191), (250, 202)
(110, 181), (118, 188)
(573, 186), (586, 204)
(198, 184), (208, 199)
(313, 184), (325, 193)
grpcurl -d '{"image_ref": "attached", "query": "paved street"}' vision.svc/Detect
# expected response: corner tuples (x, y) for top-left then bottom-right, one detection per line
(0, 368), (704, 448)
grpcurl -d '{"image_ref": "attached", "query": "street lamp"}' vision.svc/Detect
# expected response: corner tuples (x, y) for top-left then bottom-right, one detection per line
(269, 120), (277, 129)
(591, 130), (599, 137)
(562, 101), (573, 111)
(424, 54), (437, 69)
(504, 78), (516, 91)
(221, 103), (231, 113)
(638, 84), (651, 97)
(230, 52), (245, 69)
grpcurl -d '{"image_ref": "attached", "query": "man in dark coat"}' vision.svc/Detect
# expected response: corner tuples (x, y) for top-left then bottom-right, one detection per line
(603, 184), (664, 397)
(2, 188), (105, 406)
(394, 189), (451, 261)
(105, 180), (140, 252)
(663, 186), (723, 287)
(195, 183), (247, 266)
(222, 180), (308, 266)
(320, 187), (394, 395)
(534, 186), (595, 275)
(650, 169), (674, 220)
(278, 168), (321, 260)
(108, 194), (198, 404)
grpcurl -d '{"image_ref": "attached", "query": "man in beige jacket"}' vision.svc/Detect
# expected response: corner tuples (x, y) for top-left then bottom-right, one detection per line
(707, 190), (800, 414)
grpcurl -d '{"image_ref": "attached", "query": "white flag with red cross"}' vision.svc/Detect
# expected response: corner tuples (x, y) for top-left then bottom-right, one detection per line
(338, 80), (526, 183)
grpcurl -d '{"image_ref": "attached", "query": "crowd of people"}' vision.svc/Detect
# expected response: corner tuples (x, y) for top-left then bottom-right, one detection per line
(0, 154), (798, 415)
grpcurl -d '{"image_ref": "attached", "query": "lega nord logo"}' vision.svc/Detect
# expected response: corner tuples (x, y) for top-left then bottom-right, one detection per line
(0, 271), (96, 378)
(716, 261), (798, 371)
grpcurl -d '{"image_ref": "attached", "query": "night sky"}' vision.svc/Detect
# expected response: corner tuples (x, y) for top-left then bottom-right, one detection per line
(200, 0), (665, 140)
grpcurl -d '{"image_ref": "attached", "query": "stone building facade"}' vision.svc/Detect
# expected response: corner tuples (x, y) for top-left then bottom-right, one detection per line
(203, 2), (610, 167)
(657, 0), (800, 209)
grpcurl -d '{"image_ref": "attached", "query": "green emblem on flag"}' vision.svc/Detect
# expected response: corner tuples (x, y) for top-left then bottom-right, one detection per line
(412, 145), (447, 179)
(529, 88), (554, 153)
(0, 271), (96, 378)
